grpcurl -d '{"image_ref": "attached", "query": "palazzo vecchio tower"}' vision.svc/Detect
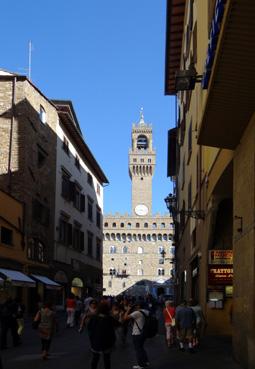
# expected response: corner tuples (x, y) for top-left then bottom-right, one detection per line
(103, 110), (174, 297)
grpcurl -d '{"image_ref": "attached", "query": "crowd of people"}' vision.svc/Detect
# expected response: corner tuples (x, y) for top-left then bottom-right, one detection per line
(0, 294), (207, 369)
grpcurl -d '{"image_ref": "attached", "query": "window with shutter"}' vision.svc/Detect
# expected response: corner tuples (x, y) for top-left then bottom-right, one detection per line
(69, 181), (75, 202)
(96, 209), (101, 228)
(80, 231), (84, 251)
(87, 232), (93, 257)
(62, 174), (70, 200)
(80, 194), (85, 212)
(68, 223), (73, 246)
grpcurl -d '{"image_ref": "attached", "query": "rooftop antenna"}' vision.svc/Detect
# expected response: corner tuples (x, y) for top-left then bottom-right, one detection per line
(28, 40), (32, 80)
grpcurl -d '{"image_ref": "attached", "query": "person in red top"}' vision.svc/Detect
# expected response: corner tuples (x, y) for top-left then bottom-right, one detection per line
(163, 300), (176, 347)
(66, 293), (76, 328)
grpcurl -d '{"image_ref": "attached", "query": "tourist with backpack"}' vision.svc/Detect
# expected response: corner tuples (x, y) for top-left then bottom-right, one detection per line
(124, 302), (152, 369)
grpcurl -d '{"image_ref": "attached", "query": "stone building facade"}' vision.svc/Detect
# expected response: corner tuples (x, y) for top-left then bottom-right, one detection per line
(0, 70), (108, 308)
(103, 112), (174, 297)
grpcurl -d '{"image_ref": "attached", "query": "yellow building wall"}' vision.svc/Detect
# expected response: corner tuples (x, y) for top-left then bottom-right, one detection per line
(233, 113), (255, 368)
(0, 190), (26, 263)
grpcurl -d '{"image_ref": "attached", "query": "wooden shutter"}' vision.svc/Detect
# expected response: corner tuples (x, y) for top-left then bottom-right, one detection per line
(68, 223), (73, 246)
(80, 194), (85, 212)
(80, 231), (84, 251)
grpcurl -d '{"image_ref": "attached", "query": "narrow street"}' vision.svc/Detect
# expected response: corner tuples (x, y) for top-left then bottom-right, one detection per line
(2, 313), (241, 369)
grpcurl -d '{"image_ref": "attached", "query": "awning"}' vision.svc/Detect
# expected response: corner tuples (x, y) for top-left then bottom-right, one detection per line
(0, 268), (36, 287)
(32, 274), (62, 290)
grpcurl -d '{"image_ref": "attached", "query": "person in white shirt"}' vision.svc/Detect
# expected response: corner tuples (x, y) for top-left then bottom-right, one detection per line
(124, 302), (149, 369)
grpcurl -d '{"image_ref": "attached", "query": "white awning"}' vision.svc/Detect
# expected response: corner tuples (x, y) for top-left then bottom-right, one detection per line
(32, 274), (62, 290)
(0, 268), (36, 287)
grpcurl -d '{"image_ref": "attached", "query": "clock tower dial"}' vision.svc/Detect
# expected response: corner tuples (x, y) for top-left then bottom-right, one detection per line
(135, 204), (149, 216)
(128, 109), (156, 216)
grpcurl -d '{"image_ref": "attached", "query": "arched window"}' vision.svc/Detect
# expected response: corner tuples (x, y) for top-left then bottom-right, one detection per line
(137, 246), (143, 254)
(127, 222), (132, 228)
(147, 234), (151, 241)
(152, 223), (157, 229)
(158, 268), (165, 276)
(144, 222), (148, 228)
(112, 222), (116, 228)
(104, 222), (108, 227)
(138, 234), (142, 241)
(163, 234), (168, 240)
(136, 223), (140, 228)
(105, 233), (110, 241)
(109, 268), (116, 275)
(152, 234), (157, 241)
(120, 223), (124, 228)
(39, 105), (46, 124)
(161, 223), (165, 228)
(123, 246), (128, 254)
(110, 246), (116, 254)
(116, 233), (121, 241)
(142, 234), (147, 241)
(158, 234), (162, 241)
(133, 234), (137, 241)
(122, 233), (126, 241)
(111, 233), (116, 241)
(127, 234), (132, 242)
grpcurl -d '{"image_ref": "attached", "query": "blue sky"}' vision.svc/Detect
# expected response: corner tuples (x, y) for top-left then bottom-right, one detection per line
(1, 0), (175, 214)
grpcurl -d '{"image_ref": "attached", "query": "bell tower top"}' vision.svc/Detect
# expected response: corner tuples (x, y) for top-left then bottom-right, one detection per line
(129, 110), (156, 216)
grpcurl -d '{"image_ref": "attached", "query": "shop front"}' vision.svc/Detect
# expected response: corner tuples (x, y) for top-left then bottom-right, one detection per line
(29, 274), (62, 312)
(0, 268), (36, 304)
(206, 250), (233, 335)
(54, 270), (68, 310)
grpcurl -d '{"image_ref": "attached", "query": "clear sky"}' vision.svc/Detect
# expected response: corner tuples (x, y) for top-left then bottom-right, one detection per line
(1, 0), (175, 215)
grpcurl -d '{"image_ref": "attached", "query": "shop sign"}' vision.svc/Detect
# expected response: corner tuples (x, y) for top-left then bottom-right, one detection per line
(208, 265), (233, 285)
(209, 250), (233, 265)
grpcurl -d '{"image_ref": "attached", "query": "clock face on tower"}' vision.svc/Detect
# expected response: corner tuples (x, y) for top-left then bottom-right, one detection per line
(135, 204), (149, 216)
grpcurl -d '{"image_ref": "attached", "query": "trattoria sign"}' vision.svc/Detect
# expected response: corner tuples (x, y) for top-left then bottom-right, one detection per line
(208, 265), (233, 285)
(209, 250), (233, 265)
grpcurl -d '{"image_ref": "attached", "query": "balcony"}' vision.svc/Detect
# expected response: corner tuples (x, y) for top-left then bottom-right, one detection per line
(198, 0), (255, 149)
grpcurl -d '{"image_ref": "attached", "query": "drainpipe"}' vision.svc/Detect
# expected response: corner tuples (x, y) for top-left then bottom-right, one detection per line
(7, 76), (16, 190)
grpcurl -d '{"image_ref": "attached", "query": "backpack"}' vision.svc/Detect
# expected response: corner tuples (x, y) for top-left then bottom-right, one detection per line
(136, 310), (158, 339)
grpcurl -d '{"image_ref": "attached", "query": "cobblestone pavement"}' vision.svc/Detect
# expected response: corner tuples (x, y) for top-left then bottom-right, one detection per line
(1, 313), (242, 369)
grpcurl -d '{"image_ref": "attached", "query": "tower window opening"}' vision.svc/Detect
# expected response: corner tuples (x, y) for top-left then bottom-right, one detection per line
(137, 135), (148, 150)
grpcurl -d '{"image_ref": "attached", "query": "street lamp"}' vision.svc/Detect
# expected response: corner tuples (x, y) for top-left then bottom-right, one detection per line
(175, 65), (203, 92)
(164, 193), (205, 220)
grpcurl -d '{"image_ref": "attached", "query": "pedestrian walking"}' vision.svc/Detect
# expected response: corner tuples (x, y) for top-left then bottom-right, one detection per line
(189, 299), (206, 348)
(175, 300), (196, 353)
(15, 298), (25, 339)
(87, 301), (118, 369)
(79, 299), (98, 332)
(74, 296), (83, 327)
(163, 300), (175, 347)
(33, 301), (56, 360)
(66, 293), (76, 328)
(0, 296), (20, 349)
(124, 302), (150, 369)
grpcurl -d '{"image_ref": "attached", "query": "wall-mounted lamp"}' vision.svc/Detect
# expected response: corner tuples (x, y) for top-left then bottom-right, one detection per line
(164, 193), (205, 220)
(234, 215), (243, 233)
(175, 65), (203, 92)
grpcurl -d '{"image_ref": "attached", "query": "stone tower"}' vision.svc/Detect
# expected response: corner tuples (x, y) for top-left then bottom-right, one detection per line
(129, 109), (156, 216)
